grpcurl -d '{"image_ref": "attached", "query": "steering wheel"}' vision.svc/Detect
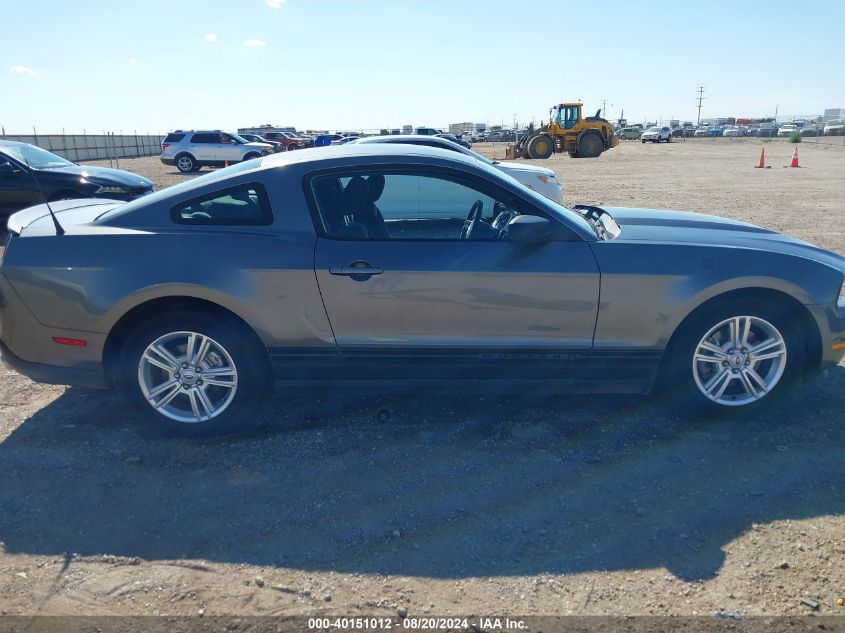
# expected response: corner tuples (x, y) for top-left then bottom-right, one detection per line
(460, 200), (484, 240)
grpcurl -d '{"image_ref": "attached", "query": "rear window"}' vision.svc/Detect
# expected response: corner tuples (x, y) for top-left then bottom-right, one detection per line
(170, 183), (273, 225)
(163, 133), (186, 143)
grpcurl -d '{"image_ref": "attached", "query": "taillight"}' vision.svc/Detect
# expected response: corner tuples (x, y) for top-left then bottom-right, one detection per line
(161, 143), (170, 152)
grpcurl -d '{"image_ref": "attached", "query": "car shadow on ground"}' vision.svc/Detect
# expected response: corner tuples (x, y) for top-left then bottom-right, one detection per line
(0, 366), (843, 582)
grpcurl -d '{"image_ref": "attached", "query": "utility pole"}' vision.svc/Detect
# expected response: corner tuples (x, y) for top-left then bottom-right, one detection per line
(696, 86), (706, 125)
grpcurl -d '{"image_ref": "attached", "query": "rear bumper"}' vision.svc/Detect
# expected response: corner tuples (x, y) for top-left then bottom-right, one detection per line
(160, 157), (176, 166)
(0, 339), (108, 389)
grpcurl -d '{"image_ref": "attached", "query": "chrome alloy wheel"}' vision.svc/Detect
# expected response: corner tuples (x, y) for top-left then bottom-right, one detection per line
(692, 316), (787, 406)
(138, 331), (238, 423)
(176, 156), (194, 171)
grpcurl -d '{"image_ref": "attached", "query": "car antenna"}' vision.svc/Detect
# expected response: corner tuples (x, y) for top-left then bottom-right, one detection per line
(22, 156), (65, 236)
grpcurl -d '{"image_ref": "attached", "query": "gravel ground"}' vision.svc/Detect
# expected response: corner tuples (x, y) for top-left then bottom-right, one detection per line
(0, 139), (844, 620)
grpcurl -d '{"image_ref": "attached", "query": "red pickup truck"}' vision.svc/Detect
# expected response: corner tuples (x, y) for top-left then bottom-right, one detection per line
(260, 132), (310, 150)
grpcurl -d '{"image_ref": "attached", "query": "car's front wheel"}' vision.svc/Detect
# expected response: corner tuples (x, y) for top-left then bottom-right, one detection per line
(119, 311), (267, 436)
(664, 299), (804, 412)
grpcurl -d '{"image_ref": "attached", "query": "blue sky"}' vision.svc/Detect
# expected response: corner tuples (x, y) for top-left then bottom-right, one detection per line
(2, 0), (842, 133)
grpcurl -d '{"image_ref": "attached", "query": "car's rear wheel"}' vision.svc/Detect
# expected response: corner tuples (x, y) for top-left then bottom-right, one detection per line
(176, 154), (196, 173)
(663, 298), (804, 413)
(119, 311), (267, 436)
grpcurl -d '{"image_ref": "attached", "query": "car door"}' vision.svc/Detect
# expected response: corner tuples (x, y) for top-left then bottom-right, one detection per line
(310, 167), (601, 382)
(216, 133), (244, 163)
(0, 157), (41, 221)
(186, 132), (217, 162)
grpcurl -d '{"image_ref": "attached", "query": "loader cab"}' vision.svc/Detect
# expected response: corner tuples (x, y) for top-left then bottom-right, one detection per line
(552, 104), (582, 130)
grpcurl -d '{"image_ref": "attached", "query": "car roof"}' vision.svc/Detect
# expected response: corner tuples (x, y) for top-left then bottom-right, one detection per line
(0, 140), (27, 148)
(354, 134), (463, 148)
(259, 142), (477, 169)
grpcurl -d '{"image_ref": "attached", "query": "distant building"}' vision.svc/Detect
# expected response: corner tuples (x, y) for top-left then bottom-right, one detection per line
(449, 122), (475, 135)
(237, 125), (297, 135)
(823, 108), (844, 122)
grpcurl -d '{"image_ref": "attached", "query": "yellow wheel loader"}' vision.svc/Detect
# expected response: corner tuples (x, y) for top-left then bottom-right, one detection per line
(511, 103), (619, 159)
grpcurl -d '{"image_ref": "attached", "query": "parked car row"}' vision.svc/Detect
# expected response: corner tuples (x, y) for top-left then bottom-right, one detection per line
(619, 120), (842, 140)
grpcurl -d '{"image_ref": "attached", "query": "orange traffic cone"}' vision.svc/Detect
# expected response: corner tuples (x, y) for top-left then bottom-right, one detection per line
(788, 146), (799, 168)
(754, 147), (768, 168)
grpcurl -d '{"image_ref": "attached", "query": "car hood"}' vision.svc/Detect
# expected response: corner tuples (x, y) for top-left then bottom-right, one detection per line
(492, 161), (556, 178)
(7, 198), (126, 235)
(605, 207), (845, 269)
(45, 165), (153, 188)
(245, 142), (273, 149)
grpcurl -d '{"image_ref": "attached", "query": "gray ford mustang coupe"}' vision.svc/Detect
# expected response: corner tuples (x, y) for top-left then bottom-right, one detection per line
(1, 145), (844, 435)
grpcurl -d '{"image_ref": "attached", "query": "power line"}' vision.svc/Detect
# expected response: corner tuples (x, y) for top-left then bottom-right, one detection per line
(696, 86), (706, 125)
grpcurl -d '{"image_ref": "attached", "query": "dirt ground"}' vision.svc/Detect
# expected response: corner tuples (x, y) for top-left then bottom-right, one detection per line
(0, 138), (844, 620)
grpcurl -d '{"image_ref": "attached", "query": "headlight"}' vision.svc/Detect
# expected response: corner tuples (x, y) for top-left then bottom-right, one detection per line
(96, 186), (132, 194)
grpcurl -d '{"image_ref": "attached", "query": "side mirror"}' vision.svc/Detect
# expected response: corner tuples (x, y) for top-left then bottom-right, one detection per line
(507, 215), (553, 244)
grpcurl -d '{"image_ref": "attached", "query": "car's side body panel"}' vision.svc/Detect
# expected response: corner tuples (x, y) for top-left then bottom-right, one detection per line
(2, 145), (844, 399)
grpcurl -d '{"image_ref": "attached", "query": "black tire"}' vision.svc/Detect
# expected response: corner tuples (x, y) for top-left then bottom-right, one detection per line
(642, 139), (646, 143)
(175, 154), (196, 173)
(242, 152), (260, 162)
(666, 135), (672, 143)
(578, 134), (603, 158)
(527, 135), (554, 160)
(661, 297), (805, 415)
(118, 310), (268, 437)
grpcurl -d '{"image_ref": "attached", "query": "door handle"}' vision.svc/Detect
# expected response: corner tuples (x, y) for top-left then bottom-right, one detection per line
(329, 261), (383, 277)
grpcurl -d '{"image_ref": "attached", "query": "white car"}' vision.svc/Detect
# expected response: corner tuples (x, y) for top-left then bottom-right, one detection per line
(722, 127), (742, 137)
(640, 126), (673, 143)
(351, 135), (564, 202)
(823, 120), (844, 136)
(777, 125), (797, 137)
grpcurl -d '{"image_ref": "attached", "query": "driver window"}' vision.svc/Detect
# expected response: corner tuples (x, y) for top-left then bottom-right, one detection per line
(311, 172), (521, 241)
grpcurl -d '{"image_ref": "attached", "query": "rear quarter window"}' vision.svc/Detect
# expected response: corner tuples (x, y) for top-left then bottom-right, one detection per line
(163, 133), (186, 143)
(171, 183), (273, 225)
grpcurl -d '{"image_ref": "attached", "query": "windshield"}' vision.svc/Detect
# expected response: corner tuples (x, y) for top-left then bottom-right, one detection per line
(1, 144), (74, 169)
(646, 127), (660, 132)
(230, 134), (250, 144)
